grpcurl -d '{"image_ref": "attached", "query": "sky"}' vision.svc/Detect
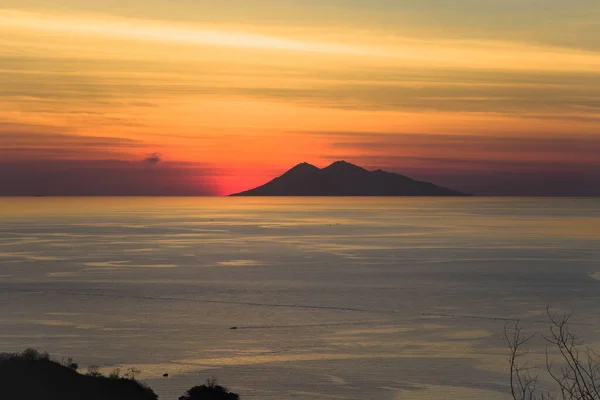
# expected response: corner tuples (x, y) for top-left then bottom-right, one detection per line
(1, 0), (600, 196)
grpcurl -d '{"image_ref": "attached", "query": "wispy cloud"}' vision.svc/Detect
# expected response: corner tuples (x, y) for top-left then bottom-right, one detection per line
(0, 125), (150, 161)
(0, 10), (387, 58)
(3, 10), (600, 72)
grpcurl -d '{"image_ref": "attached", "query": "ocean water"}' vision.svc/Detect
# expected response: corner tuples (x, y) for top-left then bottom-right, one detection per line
(1, 197), (600, 400)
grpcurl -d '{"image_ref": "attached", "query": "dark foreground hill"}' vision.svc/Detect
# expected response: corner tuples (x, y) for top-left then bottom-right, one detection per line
(0, 351), (157, 400)
(230, 161), (469, 196)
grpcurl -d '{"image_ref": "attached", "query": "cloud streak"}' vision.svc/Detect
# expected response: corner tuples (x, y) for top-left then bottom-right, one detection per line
(310, 130), (600, 195)
(0, 10), (388, 58)
(0, 126), (151, 161)
(0, 160), (218, 196)
(3, 10), (600, 72)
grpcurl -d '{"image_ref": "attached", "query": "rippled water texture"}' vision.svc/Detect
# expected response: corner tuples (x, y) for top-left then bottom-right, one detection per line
(1, 197), (600, 399)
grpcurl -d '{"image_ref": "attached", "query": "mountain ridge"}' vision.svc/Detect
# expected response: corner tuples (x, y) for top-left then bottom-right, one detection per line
(230, 161), (470, 196)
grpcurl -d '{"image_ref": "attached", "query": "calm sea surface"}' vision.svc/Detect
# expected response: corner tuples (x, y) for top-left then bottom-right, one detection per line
(1, 197), (600, 400)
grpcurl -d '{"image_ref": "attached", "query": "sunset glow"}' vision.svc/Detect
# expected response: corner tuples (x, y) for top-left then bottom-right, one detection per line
(1, 1), (599, 195)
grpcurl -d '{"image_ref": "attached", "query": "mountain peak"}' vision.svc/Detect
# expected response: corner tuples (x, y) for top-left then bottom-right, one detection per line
(230, 160), (470, 196)
(282, 162), (320, 177)
(329, 160), (354, 167)
(324, 160), (366, 172)
(291, 162), (319, 170)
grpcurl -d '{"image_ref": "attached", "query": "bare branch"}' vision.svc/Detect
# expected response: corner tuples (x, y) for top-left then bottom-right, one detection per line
(507, 309), (600, 400)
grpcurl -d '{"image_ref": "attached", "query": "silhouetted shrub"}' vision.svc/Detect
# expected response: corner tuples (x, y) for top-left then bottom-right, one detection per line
(86, 365), (103, 377)
(61, 357), (79, 371)
(0, 348), (157, 400)
(124, 367), (142, 380)
(20, 348), (50, 361)
(109, 368), (122, 379)
(1, 349), (242, 400)
(179, 378), (240, 400)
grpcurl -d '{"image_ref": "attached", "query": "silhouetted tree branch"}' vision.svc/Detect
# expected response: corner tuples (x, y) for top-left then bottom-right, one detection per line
(179, 378), (240, 400)
(506, 308), (600, 400)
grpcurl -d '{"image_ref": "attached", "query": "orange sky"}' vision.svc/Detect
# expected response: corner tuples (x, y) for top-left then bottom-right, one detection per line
(1, 1), (600, 195)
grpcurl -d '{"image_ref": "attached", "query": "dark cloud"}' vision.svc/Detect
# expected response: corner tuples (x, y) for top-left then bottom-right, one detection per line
(320, 154), (600, 196)
(143, 153), (161, 165)
(423, 169), (600, 197)
(0, 160), (219, 196)
(315, 131), (600, 157)
(312, 130), (600, 196)
(0, 126), (150, 159)
(0, 124), (218, 195)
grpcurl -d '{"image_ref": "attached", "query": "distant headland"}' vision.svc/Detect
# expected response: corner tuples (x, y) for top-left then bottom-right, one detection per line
(230, 161), (470, 196)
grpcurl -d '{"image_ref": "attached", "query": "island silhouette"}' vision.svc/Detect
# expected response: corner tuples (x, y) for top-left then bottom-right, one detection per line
(230, 160), (470, 196)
